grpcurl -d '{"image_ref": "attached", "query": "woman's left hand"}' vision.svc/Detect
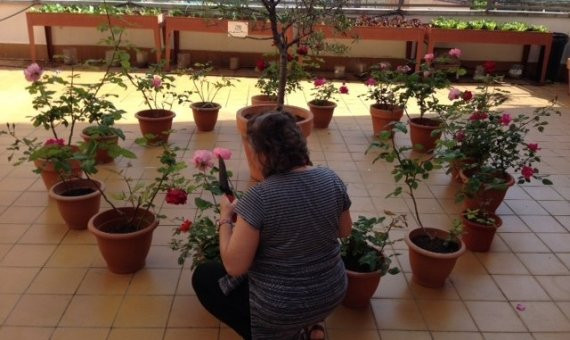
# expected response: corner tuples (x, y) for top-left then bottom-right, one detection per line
(220, 195), (237, 221)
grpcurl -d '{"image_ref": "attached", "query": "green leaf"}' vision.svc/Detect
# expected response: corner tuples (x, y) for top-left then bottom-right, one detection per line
(195, 197), (214, 210)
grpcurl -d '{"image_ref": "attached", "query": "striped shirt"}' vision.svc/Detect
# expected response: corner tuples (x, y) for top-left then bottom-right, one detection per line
(233, 166), (351, 339)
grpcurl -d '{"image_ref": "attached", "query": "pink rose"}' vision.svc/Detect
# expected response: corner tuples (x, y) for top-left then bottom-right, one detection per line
(462, 91), (473, 101)
(213, 147), (232, 160)
(424, 53), (435, 63)
(527, 143), (540, 153)
(313, 77), (326, 87)
(165, 188), (187, 205)
(500, 113), (512, 126)
(365, 77), (377, 86)
(448, 88), (462, 101)
(339, 83), (349, 94)
(24, 63), (43, 82)
(469, 112), (488, 121)
(448, 48), (462, 58)
(521, 166), (536, 180)
(44, 138), (65, 147)
(192, 150), (214, 171)
(152, 75), (162, 90)
(178, 219), (192, 233)
(396, 65), (411, 73)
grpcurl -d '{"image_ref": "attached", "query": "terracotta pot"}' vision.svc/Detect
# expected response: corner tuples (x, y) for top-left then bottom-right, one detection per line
(135, 109), (176, 145)
(343, 269), (381, 308)
(307, 100), (336, 129)
(405, 227), (465, 288)
(409, 117), (442, 153)
(81, 127), (119, 164)
(461, 212), (502, 252)
(251, 95), (278, 106)
(34, 145), (83, 191)
(191, 102), (221, 132)
(236, 104), (313, 181)
(459, 170), (515, 213)
(49, 179), (103, 230)
(370, 104), (404, 135)
(88, 207), (159, 274)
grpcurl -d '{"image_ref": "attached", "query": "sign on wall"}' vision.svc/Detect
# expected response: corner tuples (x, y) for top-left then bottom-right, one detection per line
(228, 21), (249, 38)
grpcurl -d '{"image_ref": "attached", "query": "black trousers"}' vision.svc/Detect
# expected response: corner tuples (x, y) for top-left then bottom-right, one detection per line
(192, 261), (252, 340)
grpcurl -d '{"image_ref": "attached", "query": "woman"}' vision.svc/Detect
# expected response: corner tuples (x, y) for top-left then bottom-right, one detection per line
(192, 111), (352, 339)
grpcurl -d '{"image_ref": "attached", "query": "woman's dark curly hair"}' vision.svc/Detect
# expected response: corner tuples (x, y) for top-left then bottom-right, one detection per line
(247, 111), (312, 178)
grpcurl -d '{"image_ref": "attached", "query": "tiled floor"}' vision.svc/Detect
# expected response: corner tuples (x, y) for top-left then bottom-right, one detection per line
(0, 67), (569, 340)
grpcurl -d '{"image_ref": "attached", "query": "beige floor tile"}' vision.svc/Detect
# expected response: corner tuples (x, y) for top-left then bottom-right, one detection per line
(0, 267), (39, 293)
(476, 253), (529, 275)
(379, 330), (432, 340)
(370, 299), (427, 330)
(558, 301), (570, 319)
(482, 333), (533, 340)
(167, 295), (219, 328)
(107, 328), (164, 340)
(77, 268), (132, 295)
(326, 304), (377, 330)
(176, 267), (196, 295)
(0, 224), (27, 244)
(465, 301), (526, 332)
(523, 187), (564, 200)
(518, 253), (569, 275)
(431, 332), (483, 340)
(417, 300), (477, 331)
(0, 244), (55, 267)
(60, 295), (122, 327)
(326, 329), (380, 340)
(499, 233), (550, 253)
(532, 333), (570, 340)
(513, 301), (570, 332)
(494, 275), (550, 301)
(535, 276), (570, 300)
(538, 233), (570, 252)
(521, 215), (566, 233)
(114, 295), (172, 327)
(163, 328), (219, 340)
(451, 273), (505, 301)
(0, 243), (10, 260)
(145, 245), (183, 268)
(373, 271), (412, 299)
(555, 216), (570, 231)
(50, 328), (109, 340)
(27, 268), (87, 294)
(0, 326), (54, 340)
(45, 244), (98, 267)
(13, 192), (51, 207)
(539, 201), (570, 216)
(60, 229), (97, 244)
(127, 268), (180, 295)
(5, 294), (71, 326)
(0, 294), (19, 323)
(498, 215), (531, 233)
(405, 273), (460, 300)
(0, 178), (36, 192)
(18, 224), (67, 244)
(505, 200), (549, 216)
(0, 206), (45, 224)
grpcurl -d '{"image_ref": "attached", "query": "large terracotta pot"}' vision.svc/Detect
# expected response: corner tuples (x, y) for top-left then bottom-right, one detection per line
(307, 100), (337, 129)
(236, 104), (313, 181)
(461, 212), (502, 252)
(191, 102), (221, 132)
(343, 269), (381, 308)
(405, 227), (465, 288)
(49, 179), (103, 230)
(409, 117), (441, 153)
(81, 127), (119, 164)
(88, 207), (159, 274)
(370, 104), (404, 136)
(135, 109), (176, 145)
(34, 145), (83, 191)
(251, 95), (278, 106)
(459, 170), (515, 213)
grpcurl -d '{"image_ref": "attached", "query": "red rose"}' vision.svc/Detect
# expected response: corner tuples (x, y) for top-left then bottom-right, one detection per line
(483, 61), (496, 74)
(296, 45), (308, 56)
(469, 112), (488, 121)
(287, 54), (294, 62)
(527, 143), (540, 153)
(256, 59), (267, 72)
(462, 91), (473, 101)
(521, 166), (536, 180)
(339, 83), (349, 94)
(179, 219), (192, 233)
(165, 188), (187, 205)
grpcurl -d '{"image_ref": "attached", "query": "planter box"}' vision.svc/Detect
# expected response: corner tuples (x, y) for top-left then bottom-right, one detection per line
(26, 12), (163, 63)
(427, 28), (553, 83)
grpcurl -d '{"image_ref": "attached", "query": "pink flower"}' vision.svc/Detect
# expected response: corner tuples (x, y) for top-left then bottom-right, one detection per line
(454, 130), (465, 142)
(527, 143), (540, 153)
(521, 166), (536, 180)
(192, 150), (214, 171)
(448, 48), (462, 58)
(379, 62), (390, 70)
(313, 77), (326, 87)
(339, 83), (349, 94)
(516, 303), (526, 312)
(165, 188), (187, 205)
(469, 112), (488, 121)
(484, 61), (496, 74)
(296, 45), (308, 56)
(365, 77), (377, 86)
(462, 91), (473, 101)
(396, 65), (411, 73)
(256, 59), (267, 72)
(152, 75), (162, 90)
(424, 53), (434, 63)
(500, 113), (512, 126)
(24, 63), (43, 82)
(448, 88), (462, 101)
(213, 147), (232, 160)
(178, 219), (192, 233)
(44, 138), (65, 147)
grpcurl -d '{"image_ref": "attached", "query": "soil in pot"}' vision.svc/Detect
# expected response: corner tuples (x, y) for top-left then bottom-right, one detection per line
(462, 212), (502, 252)
(370, 104), (404, 136)
(49, 179), (103, 230)
(135, 109), (176, 145)
(81, 127), (119, 164)
(409, 117), (442, 153)
(459, 170), (515, 212)
(411, 234), (460, 253)
(191, 102), (221, 132)
(308, 100), (337, 129)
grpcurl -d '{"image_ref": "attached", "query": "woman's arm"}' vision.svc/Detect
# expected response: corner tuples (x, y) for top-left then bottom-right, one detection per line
(219, 196), (260, 276)
(339, 209), (352, 238)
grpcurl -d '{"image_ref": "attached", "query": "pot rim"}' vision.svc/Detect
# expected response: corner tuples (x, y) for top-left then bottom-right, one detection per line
(49, 178), (104, 201)
(370, 103), (404, 112)
(308, 99), (337, 108)
(404, 227), (466, 259)
(345, 268), (383, 277)
(88, 207), (159, 240)
(191, 102), (222, 110)
(458, 169), (515, 187)
(251, 94), (278, 100)
(461, 210), (503, 229)
(236, 104), (313, 131)
(409, 116), (442, 128)
(135, 109), (176, 121)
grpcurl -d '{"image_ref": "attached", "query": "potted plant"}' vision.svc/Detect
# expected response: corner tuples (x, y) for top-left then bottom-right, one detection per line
(460, 209), (502, 252)
(307, 77), (349, 129)
(401, 50), (465, 153)
(179, 62), (237, 132)
(341, 213), (406, 308)
(360, 62), (408, 135)
(252, 56), (308, 105)
(368, 125), (465, 288)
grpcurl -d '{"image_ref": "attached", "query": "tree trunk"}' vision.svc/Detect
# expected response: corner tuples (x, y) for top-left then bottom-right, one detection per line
(277, 48), (288, 111)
